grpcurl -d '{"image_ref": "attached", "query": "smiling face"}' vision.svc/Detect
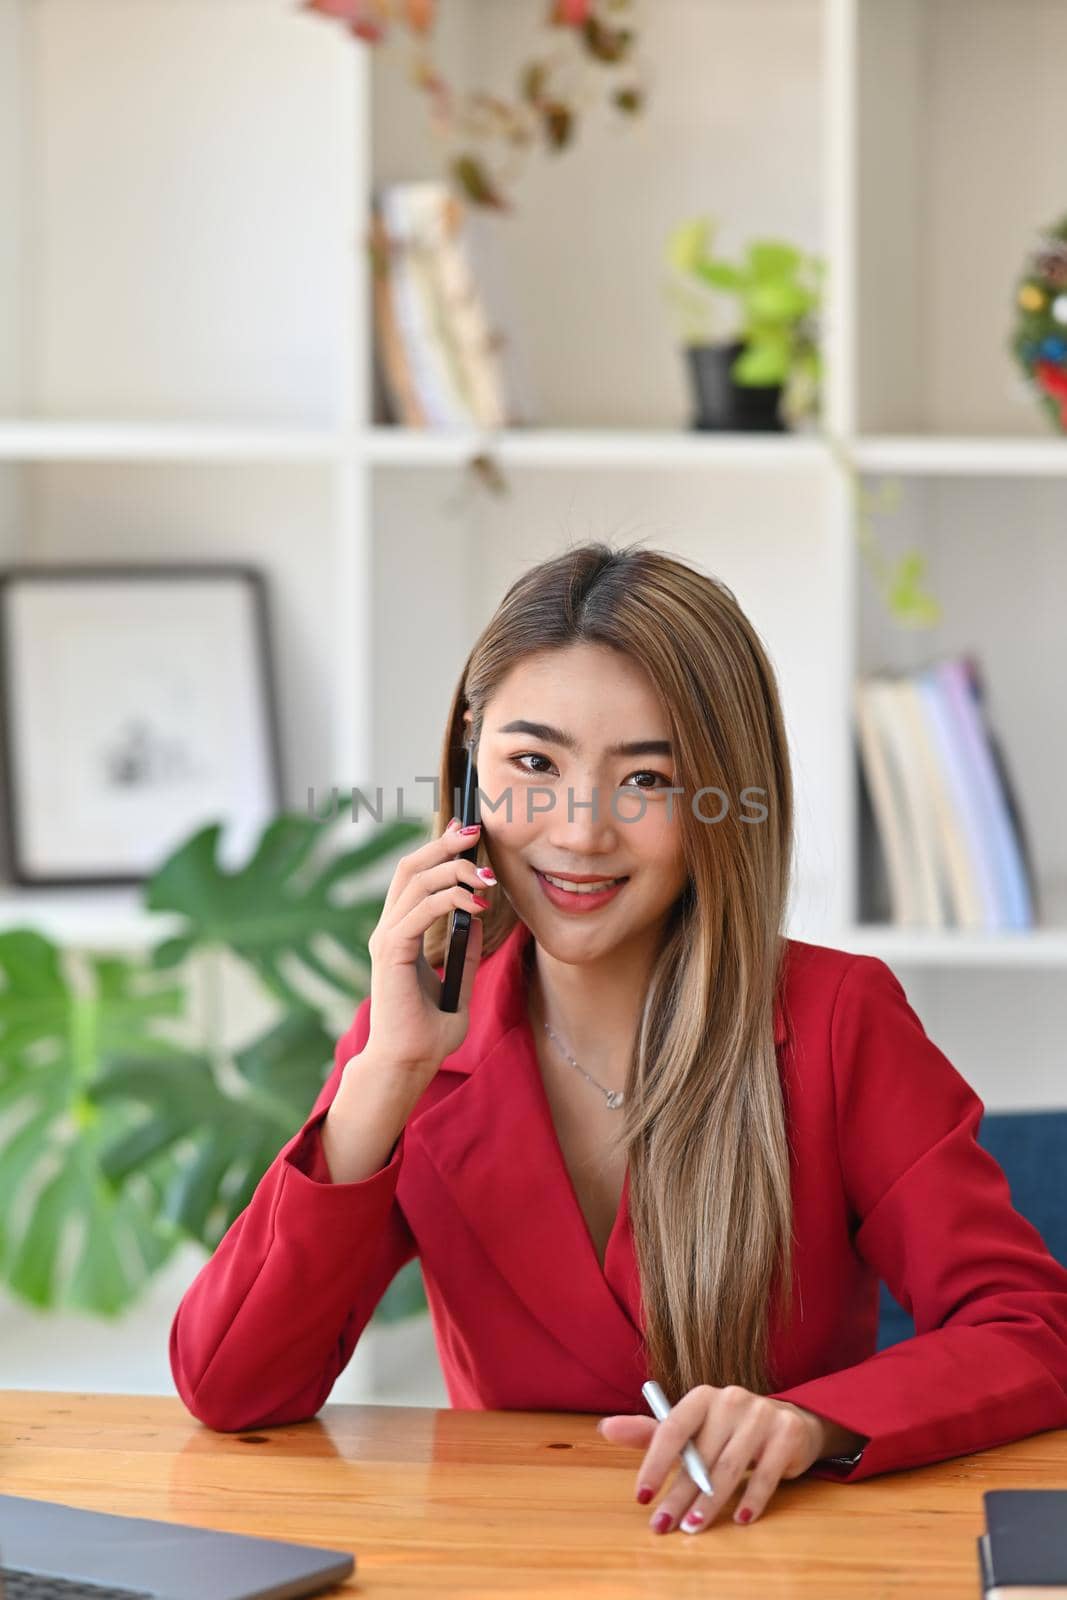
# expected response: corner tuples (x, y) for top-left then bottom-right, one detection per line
(466, 643), (690, 964)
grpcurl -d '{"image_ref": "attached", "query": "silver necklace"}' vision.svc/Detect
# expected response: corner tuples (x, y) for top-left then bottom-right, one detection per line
(542, 1022), (625, 1110)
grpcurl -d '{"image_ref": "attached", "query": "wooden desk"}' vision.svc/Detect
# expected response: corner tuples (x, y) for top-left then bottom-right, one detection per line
(2, 1392), (1066, 1598)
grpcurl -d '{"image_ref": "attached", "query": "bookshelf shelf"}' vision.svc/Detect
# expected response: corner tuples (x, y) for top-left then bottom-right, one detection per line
(0, 0), (1063, 1106)
(3, 426), (1065, 479)
(838, 922), (1067, 971)
(851, 438), (1067, 479)
(364, 426), (830, 472)
(0, 422), (349, 463)
(0, 423), (835, 472)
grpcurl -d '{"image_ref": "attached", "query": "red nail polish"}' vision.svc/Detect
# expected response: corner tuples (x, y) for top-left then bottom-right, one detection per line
(459, 823), (481, 835)
(737, 1507), (753, 1524)
(652, 1511), (672, 1534)
(471, 895), (490, 909)
(636, 1486), (653, 1505)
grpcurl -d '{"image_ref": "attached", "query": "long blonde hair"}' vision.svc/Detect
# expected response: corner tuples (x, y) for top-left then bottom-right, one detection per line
(423, 541), (796, 1400)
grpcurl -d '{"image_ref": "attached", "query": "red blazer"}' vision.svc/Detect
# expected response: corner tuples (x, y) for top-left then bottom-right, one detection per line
(170, 918), (1067, 1480)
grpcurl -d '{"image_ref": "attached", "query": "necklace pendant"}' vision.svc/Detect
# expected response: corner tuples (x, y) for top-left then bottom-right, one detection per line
(605, 1090), (624, 1110)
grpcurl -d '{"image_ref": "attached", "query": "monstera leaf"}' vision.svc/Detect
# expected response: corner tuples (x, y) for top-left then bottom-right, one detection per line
(146, 812), (426, 1009)
(0, 930), (187, 1314)
(91, 1007), (338, 1252)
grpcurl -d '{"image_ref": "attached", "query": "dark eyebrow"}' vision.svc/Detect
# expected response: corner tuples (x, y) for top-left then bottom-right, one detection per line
(495, 719), (673, 759)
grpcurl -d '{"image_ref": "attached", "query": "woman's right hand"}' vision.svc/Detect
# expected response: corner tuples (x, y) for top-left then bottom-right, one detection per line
(360, 817), (495, 1092)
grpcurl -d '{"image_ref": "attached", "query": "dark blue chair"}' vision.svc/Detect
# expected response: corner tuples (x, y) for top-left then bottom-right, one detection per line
(876, 1109), (1067, 1351)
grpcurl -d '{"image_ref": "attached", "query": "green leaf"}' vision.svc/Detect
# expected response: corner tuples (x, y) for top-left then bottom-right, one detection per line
(747, 240), (801, 279)
(6, 1159), (88, 1306)
(92, 1009), (337, 1251)
(143, 813), (422, 1010)
(162, 1126), (242, 1241)
(696, 260), (746, 293)
(234, 1009), (338, 1101)
(375, 1256), (429, 1323)
(666, 217), (712, 277)
(0, 1106), (62, 1266)
(745, 280), (814, 323)
(732, 337), (790, 385)
(150, 935), (197, 971)
(888, 549), (942, 628)
(0, 930), (187, 1313)
(66, 1197), (135, 1317)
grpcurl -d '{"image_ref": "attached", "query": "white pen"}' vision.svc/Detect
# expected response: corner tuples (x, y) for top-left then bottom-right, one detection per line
(641, 1380), (716, 1498)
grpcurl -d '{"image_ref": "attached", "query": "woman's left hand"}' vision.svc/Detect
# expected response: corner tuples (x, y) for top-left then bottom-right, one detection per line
(596, 1384), (829, 1534)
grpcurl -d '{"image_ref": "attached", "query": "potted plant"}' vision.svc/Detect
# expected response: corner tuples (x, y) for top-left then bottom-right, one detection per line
(665, 217), (824, 432)
(0, 807), (431, 1327)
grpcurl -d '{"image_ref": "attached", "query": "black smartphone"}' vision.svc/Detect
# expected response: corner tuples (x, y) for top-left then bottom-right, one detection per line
(439, 745), (480, 1012)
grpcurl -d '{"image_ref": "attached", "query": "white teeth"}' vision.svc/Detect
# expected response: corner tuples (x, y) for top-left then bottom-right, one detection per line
(542, 873), (622, 895)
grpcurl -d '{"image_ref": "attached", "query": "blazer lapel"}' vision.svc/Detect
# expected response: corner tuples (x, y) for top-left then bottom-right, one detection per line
(408, 919), (646, 1403)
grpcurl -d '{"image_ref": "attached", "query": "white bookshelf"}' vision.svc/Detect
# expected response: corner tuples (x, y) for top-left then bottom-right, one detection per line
(0, 0), (1064, 1104)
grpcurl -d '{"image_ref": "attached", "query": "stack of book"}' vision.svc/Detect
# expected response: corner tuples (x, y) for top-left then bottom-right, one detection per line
(370, 180), (530, 430)
(854, 654), (1038, 930)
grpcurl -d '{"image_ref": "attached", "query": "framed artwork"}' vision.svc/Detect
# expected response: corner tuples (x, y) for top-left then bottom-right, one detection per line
(0, 565), (282, 886)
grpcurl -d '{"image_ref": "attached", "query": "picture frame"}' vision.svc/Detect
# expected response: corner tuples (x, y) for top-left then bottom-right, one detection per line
(0, 564), (283, 887)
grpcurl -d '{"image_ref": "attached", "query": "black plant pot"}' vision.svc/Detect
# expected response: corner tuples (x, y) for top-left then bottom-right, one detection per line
(685, 340), (786, 432)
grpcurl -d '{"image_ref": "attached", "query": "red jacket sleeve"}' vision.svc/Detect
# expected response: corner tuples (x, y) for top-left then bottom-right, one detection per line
(771, 955), (1067, 1481)
(169, 994), (417, 1432)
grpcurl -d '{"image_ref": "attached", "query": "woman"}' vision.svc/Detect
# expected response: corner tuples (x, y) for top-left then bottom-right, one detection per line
(170, 542), (1067, 1537)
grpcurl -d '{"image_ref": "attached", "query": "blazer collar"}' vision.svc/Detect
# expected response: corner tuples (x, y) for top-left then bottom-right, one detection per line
(404, 919), (790, 1408)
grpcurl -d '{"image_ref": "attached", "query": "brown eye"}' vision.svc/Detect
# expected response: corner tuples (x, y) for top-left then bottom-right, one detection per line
(512, 753), (556, 775)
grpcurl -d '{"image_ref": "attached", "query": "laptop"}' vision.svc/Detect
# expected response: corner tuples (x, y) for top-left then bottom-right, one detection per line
(0, 1495), (354, 1600)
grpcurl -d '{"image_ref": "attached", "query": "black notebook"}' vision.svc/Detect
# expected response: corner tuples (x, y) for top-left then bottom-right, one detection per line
(978, 1491), (1067, 1597)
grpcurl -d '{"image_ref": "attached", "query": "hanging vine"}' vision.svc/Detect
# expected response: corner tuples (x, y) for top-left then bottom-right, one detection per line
(303, 0), (649, 209)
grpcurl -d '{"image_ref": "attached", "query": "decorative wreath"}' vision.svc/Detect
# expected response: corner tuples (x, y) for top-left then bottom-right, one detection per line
(1012, 213), (1067, 432)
